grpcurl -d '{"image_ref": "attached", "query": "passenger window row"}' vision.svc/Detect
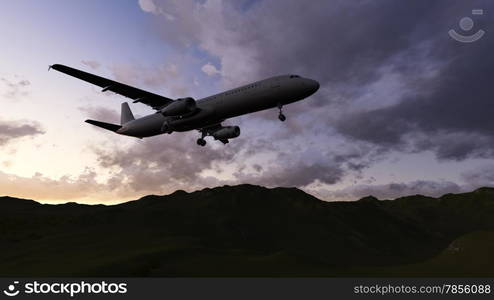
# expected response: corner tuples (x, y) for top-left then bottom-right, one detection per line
(225, 83), (260, 96)
(207, 83), (261, 100)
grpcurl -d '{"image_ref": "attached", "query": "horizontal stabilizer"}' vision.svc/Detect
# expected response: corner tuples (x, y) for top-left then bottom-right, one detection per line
(85, 119), (121, 132)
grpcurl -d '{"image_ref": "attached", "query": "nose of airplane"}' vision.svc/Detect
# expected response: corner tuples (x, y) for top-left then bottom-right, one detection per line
(310, 79), (320, 92)
(303, 78), (320, 94)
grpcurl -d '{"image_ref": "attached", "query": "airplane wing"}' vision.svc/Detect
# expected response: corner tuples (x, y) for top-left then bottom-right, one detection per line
(50, 64), (174, 110)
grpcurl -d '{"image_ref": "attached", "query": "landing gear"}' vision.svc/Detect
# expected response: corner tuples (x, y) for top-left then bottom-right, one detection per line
(277, 103), (286, 122)
(196, 138), (206, 146)
(196, 129), (207, 146)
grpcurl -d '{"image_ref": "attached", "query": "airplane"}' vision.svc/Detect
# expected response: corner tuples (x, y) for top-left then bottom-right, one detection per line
(50, 64), (319, 146)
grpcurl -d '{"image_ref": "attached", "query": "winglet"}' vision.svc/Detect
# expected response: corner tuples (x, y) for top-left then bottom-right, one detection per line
(48, 65), (53, 71)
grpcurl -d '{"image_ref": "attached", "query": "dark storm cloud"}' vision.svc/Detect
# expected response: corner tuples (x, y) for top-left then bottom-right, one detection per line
(335, 34), (494, 160)
(413, 132), (494, 161)
(239, 1), (434, 84)
(91, 131), (375, 191)
(229, 140), (369, 187)
(147, 0), (494, 159)
(0, 120), (44, 146)
(106, 0), (494, 194)
(148, 0), (448, 96)
(225, 0), (494, 162)
(332, 1), (494, 160)
(233, 160), (344, 187)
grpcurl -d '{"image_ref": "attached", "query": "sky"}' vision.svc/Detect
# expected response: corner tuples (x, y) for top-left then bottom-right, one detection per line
(1, 0), (494, 204)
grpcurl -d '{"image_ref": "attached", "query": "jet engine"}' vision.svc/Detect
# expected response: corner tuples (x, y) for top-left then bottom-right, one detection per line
(161, 97), (196, 116)
(161, 120), (173, 134)
(212, 126), (241, 140)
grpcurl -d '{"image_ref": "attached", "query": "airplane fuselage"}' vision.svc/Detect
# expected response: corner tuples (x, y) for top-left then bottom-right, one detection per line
(50, 63), (319, 146)
(117, 75), (319, 138)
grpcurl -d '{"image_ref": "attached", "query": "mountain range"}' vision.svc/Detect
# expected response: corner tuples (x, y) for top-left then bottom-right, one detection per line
(1, 184), (494, 276)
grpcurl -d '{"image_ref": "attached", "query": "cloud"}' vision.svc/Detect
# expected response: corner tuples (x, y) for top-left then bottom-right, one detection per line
(201, 62), (221, 76)
(0, 169), (125, 203)
(138, 0), (175, 20)
(140, 0), (494, 158)
(81, 60), (101, 70)
(89, 125), (386, 197)
(141, 1), (449, 88)
(0, 120), (44, 146)
(316, 180), (464, 201)
(461, 166), (494, 188)
(334, 40), (494, 161)
(233, 161), (344, 187)
(138, 0), (261, 87)
(326, 2), (494, 161)
(91, 132), (240, 193)
(78, 105), (119, 124)
(126, 0), (494, 198)
(1, 76), (30, 99)
(109, 62), (190, 98)
(138, 0), (157, 14)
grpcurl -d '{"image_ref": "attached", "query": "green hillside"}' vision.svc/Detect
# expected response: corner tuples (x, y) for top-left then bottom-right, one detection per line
(343, 230), (494, 277)
(0, 185), (493, 276)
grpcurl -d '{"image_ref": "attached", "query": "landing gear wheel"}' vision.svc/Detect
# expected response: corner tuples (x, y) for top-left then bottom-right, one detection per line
(196, 138), (206, 146)
(277, 103), (286, 122)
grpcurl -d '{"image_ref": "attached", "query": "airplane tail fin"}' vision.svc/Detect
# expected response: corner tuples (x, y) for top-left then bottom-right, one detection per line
(121, 102), (135, 125)
(85, 119), (122, 132)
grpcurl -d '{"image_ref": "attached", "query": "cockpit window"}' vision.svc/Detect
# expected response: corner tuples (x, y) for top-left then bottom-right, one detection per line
(289, 75), (300, 78)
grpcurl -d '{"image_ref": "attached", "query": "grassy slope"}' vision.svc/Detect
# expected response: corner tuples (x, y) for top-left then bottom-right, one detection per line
(0, 185), (493, 277)
(343, 230), (494, 277)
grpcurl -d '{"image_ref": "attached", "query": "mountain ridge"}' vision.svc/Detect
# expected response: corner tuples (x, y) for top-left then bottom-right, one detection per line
(0, 184), (493, 276)
(3, 183), (493, 207)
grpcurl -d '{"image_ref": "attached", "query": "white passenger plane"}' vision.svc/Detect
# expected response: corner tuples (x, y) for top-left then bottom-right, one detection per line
(51, 64), (319, 146)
